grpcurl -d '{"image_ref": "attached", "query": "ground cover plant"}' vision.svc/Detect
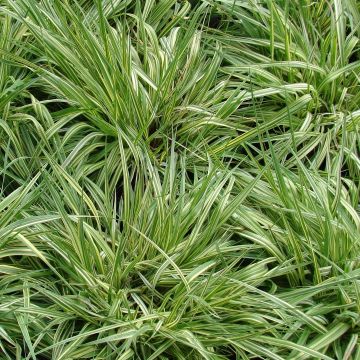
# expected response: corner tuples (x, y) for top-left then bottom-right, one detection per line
(0, 0), (359, 359)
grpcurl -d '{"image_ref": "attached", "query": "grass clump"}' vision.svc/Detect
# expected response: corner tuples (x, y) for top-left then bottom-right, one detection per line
(0, 0), (359, 359)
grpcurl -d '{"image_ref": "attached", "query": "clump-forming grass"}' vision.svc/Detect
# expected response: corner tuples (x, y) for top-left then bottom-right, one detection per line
(0, 0), (359, 359)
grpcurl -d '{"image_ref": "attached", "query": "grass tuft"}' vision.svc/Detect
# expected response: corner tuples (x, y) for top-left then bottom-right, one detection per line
(0, 0), (359, 359)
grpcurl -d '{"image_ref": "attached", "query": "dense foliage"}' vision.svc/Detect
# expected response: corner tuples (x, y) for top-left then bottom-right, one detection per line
(0, 0), (359, 359)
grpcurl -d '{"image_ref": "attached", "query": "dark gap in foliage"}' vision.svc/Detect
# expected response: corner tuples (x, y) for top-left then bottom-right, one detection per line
(118, 218), (124, 232)
(149, 136), (162, 151)
(348, 51), (359, 64)
(115, 183), (123, 212)
(185, 169), (195, 184)
(340, 162), (357, 183)
(208, 14), (223, 29)
(107, 17), (117, 28)
(269, 274), (291, 288)
(188, 0), (198, 9)
(0, 178), (15, 197)
(29, 87), (68, 112)
(237, 257), (256, 269)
